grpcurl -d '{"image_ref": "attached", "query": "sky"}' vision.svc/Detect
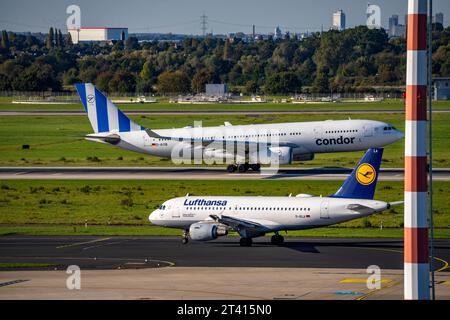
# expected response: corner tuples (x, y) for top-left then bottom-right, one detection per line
(1, 0), (449, 35)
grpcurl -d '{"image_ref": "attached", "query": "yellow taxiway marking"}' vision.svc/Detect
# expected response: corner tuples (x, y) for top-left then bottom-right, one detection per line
(443, 281), (450, 285)
(56, 238), (111, 249)
(352, 247), (450, 300)
(340, 278), (392, 284)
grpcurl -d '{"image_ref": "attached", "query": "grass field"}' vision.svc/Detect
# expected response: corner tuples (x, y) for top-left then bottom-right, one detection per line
(0, 262), (57, 268)
(1, 99), (450, 112)
(1, 112), (449, 167)
(0, 180), (449, 231)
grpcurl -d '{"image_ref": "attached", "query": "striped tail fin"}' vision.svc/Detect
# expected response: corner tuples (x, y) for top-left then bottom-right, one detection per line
(75, 83), (144, 133)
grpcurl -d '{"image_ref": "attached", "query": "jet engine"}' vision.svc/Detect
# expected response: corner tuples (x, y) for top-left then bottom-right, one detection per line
(189, 222), (228, 241)
(203, 149), (235, 163)
(293, 152), (315, 161)
(249, 146), (293, 165)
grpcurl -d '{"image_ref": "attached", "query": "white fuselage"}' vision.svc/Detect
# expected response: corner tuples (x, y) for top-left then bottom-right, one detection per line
(90, 119), (403, 163)
(149, 195), (389, 234)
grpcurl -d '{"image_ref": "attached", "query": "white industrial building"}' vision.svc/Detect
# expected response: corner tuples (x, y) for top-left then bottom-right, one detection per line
(206, 84), (228, 96)
(68, 27), (128, 44)
(434, 77), (450, 100)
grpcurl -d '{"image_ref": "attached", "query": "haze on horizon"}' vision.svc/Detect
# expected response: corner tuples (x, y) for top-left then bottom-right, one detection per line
(1, 0), (449, 35)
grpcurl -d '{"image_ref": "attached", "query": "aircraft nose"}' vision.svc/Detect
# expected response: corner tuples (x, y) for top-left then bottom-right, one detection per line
(149, 210), (159, 224)
(395, 129), (404, 140)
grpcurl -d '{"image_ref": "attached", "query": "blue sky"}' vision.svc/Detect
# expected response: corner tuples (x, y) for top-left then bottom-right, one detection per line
(1, 0), (449, 34)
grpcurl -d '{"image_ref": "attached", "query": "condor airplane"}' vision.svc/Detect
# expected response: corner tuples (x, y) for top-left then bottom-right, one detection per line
(76, 83), (403, 172)
(149, 148), (402, 246)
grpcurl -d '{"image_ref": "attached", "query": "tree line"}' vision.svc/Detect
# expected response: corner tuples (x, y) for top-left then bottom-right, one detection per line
(0, 24), (449, 94)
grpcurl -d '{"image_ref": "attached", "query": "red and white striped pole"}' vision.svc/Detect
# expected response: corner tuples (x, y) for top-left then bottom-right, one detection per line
(404, 0), (429, 300)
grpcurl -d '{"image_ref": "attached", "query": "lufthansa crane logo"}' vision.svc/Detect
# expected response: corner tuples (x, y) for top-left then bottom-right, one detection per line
(356, 163), (376, 185)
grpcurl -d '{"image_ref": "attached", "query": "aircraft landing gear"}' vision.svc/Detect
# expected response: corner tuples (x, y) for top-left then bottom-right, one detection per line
(271, 234), (284, 245)
(237, 164), (249, 173)
(182, 230), (189, 244)
(227, 163), (260, 173)
(239, 237), (253, 247)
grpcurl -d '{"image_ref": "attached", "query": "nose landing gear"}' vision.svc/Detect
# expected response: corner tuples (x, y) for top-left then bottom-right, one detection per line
(182, 230), (189, 244)
(271, 234), (284, 245)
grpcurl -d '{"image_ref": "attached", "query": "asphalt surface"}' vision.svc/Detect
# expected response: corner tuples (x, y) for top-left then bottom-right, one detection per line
(1, 109), (450, 116)
(0, 235), (449, 271)
(1, 166), (450, 181)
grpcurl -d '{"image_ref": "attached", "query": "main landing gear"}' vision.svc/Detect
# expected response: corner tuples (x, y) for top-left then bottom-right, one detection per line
(239, 237), (253, 247)
(227, 163), (261, 173)
(271, 234), (284, 245)
(182, 230), (189, 244)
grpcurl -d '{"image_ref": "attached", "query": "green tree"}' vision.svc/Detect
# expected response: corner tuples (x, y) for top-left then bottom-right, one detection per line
(66, 32), (73, 47)
(244, 80), (259, 94)
(264, 72), (301, 94)
(1, 30), (9, 49)
(46, 27), (54, 49)
(125, 37), (139, 51)
(95, 71), (113, 92)
(139, 61), (154, 82)
(57, 29), (63, 48)
(62, 68), (80, 85)
(191, 69), (214, 93)
(223, 39), (232, 60)
(108, 71), (136, 93)
(157, 70), (190, 94)
(12, 62), (61, 91)
(311, 70), (330, 93)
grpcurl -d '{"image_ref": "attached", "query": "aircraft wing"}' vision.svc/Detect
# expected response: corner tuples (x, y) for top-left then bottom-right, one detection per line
(209, 214), (276, 238)
(145, 129), (297, 149)
(346, 204), (377, 214)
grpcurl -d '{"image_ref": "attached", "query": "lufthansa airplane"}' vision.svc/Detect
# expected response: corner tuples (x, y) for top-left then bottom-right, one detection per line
(75, 83), (403, 172)
(149, 148), (401, 246)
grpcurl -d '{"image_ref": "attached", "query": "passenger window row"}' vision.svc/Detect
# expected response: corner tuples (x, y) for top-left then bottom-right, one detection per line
(325, 130), (358, 133)
(187, 207), (311, 211)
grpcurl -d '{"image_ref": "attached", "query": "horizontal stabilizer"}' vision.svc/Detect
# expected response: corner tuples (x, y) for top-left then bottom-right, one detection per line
(346, 204), (375, 214)
(85, 134), (121, 145)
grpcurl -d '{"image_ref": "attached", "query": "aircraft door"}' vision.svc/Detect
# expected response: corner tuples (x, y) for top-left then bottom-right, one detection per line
(171, 204), (180, 218)
(143, 132), (152, 146)
(363, 124), (373, 137)
(320, 200), (330, 219)
(313, 126), (322, 138)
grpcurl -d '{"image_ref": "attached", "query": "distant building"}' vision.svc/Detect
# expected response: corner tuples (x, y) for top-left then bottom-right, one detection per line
(435, 12), (444, 25)
(388, 14), (406, 38)
(68, 27), (128, 44)
(389, 14), (399, 36)
(274, 26), (282, 40)
(205, 84), (228, 96)
(332, 9), (346, 31)
(434, 77), (450, 101)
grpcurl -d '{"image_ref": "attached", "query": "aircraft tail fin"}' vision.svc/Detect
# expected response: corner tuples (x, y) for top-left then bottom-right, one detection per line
(331, 148), (383, 200)
(75, 83), (144, 133)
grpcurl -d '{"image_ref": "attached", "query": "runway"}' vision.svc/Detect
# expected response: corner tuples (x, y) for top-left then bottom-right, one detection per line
(1, 235), (449, 300)
(0, 235), (448, 270)
(1, 166), (450, 181)
(1, 109), (450, 116)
